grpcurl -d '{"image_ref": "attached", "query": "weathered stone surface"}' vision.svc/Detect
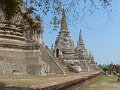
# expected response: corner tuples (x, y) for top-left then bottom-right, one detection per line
(39, 44), (65, 75)
(76, 30), (99, 71)
(54, 10), (78, 60)
(0, 5), (65, 75)
(0, 48), (27, 74)
(54, 10), (99, 72)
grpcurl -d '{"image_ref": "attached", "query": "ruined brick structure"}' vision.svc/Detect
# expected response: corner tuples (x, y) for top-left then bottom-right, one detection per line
(0, 4), (65, 75)
(0, 1), (99, 75)
(54, 9), (99, 72)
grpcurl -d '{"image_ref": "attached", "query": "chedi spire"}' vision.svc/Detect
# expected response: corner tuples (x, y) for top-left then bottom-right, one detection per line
(60, 9), (68, 32)
(79, 29), (84, 45)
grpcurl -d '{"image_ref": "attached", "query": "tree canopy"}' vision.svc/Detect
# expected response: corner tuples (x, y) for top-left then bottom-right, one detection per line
(0, 0), (112, 30)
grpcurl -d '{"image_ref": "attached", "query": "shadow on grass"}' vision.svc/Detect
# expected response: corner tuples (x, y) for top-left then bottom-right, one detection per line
(110, 81), (118, 83)
(0, 82), (6, 90)
(109, 80), (120, 84)
(107, 75), (120, 83)
(6, 87), (34, 90)
(0, 82), (34, 90)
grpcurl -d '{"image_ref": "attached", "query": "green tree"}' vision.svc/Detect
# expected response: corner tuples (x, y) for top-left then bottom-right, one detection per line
(0, 0), (112, 23)
(102, 65), (109, 73)
(0, 0), (23, 20)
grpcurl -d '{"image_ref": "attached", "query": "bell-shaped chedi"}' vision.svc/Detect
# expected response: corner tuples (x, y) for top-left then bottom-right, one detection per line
(0, 2), (27, 74)
(0, 1), (65, 75)
(54, 9), (77, 60)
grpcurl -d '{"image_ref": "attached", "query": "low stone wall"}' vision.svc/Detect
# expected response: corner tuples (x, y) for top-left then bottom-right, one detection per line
(2, 72), (101, 90)
(32, 72), (101, 90)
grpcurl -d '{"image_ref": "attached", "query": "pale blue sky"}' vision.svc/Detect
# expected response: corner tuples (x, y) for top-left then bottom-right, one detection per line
(41, 0), (120, 65)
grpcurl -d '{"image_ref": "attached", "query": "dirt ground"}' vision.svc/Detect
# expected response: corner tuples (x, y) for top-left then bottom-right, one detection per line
(0, 72), (96, 87)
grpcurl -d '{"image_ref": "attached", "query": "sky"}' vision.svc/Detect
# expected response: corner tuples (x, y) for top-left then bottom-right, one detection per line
(41, 0), (120, 65)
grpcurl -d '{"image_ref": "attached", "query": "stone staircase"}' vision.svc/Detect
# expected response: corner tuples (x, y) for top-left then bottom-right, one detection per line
(79, 60), (89, 71)
(59, 59), (79, 73)
(39, 44), (65, 75)
(26, 50), (46, 75)
(48, 51), (68, 72)
(49, 51), (79, 73)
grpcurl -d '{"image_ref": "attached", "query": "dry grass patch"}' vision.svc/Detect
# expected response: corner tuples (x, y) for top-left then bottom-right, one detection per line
(0, 72), (97, 87)
(85, 75), (120, 90)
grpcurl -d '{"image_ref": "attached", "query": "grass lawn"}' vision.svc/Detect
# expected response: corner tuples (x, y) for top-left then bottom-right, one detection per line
(85, 74), (120, 90)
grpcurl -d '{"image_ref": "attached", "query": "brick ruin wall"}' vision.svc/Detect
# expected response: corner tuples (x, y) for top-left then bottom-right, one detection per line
(0, 48), (27, 74)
